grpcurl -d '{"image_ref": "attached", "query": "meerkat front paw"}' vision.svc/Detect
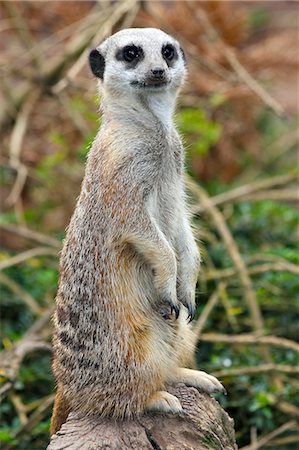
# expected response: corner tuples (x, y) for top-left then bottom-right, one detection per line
(145, 391), (183, 414)
(169, 368), (226, 395)
(155, 275), (180, 319)
(161, 295), (180, 319)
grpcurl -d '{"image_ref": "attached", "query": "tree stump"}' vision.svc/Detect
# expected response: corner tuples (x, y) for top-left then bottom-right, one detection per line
(47, 383), (237, 450)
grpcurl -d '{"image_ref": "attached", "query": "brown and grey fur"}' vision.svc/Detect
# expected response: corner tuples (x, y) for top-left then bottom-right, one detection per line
(51, 28), (225, 435)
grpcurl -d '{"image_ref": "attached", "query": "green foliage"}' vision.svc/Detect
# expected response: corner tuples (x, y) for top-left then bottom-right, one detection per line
(196, 197), (299, 446)
(249, 7), (269, 31)
(1, 259), (57, 448)
(177, 109), (222, 156)
(1, 262), (58, 346)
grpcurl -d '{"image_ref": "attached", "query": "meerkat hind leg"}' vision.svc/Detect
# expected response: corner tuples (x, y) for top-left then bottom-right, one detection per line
(169, 368), (226, 394)
(145, 390), (182, 414)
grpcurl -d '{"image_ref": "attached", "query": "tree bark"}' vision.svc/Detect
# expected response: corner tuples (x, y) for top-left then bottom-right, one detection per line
(47, 383), (237, 450)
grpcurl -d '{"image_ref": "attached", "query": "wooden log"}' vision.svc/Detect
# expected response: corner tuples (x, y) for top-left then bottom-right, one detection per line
(47, 383), (237, 450)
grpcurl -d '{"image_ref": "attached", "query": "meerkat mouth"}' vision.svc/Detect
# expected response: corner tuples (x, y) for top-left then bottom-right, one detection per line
(131, 80), (169, 89)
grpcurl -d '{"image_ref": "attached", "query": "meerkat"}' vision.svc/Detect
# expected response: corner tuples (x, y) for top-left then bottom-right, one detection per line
(51, 27), (225, 435)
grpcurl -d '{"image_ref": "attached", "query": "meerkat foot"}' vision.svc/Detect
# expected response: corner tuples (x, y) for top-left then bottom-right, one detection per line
(145, 390), (183, 414)
(169, 368), (226, 395)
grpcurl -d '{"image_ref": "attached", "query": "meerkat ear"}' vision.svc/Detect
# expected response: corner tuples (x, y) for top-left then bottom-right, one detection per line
(89, 48), (105, 79)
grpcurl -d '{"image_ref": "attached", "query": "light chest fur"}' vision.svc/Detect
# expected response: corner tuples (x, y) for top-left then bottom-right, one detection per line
(145, 130), (184, 244)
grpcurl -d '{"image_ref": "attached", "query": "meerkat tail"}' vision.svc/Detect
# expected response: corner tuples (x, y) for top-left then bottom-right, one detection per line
(51, 390), (71, 435)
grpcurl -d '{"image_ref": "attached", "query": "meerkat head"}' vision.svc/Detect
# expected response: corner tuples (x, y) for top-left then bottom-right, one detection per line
(89, 28), (186, 96)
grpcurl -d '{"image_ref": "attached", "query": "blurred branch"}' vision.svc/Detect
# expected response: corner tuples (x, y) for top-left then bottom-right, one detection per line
(1, 394), (55, 450)
(0, 306), (54, 401)
(240, 420), (297, 450)
(0, 223), (61, 248)
(186, 1), (285, 117)
(204, 261), (299, 282)
(0, 247), (58, 271)
(0, 3), (100, 78)
(6, 90), (40, 207)
(0, 77), (18, 123)
(247, 253), (298, 265)
(0, 272), (43, 316)
(194, 282), (225, 337)
(10, 393), (28, 425)
(200, 333), (299, 353)
(191, 172), (298, 214)
(239, 188), (298, 203)
(218, 285), (240, 332)
(0, 383), (13, 399)
(13, 394), (55, 442)
(2, 1), (43, 71)
(270, 396), (299, 419)
(213, 364), (299, 378)
(263, 128), (299, 164)
(265, 435), (299, 447)
(24, 303), (54, 339)
(57, 92), (90, 136)
(187, 177), (266, 336)
(0, 340), (52, 401)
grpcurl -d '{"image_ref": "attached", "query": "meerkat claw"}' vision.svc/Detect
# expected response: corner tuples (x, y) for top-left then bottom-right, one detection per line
(179, 298), (195, 322)
(186, 304), (195, 323)
(171, 304), (180, 319)
(161, 296), (180, 320)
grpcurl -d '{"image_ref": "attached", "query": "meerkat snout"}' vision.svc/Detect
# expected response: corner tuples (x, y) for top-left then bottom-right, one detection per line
(151, 68), (165, 77)
(89, 28), (186, 93)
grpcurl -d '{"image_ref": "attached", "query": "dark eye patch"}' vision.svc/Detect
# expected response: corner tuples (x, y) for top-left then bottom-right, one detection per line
(162, 43), (178, 66)
(115, 44), (144, 68)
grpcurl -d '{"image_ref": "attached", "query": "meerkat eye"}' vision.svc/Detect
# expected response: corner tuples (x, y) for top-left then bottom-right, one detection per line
(162, 44), (175, 62)
(122, 45), (142, 62)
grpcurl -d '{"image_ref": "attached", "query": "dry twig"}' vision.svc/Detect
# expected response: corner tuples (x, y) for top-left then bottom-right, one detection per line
(10, 393), (28, 425)
(6, 90), (40, 207)
(204, 261), (299, 282)
(191, 172), (298, 214)
(194, 282), (226, 337)
(200, 333), (299, 354)
(187, 177), (265, 335)
(213, 364), (299, 379)
(0, 223), (61, 248)
(2, 1), (43, 71)
(0, 247), (58, 271)
(186, 1), (285, 116)
(0, 272), (43, 316)
(265, 434), (299, 447)
(240, 420), (297, 450)
(14, 394), (55, 442)
(0, 306), (54, 401)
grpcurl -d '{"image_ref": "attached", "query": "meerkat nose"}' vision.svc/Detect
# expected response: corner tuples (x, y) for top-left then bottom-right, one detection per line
(151, 68), (165, 78)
